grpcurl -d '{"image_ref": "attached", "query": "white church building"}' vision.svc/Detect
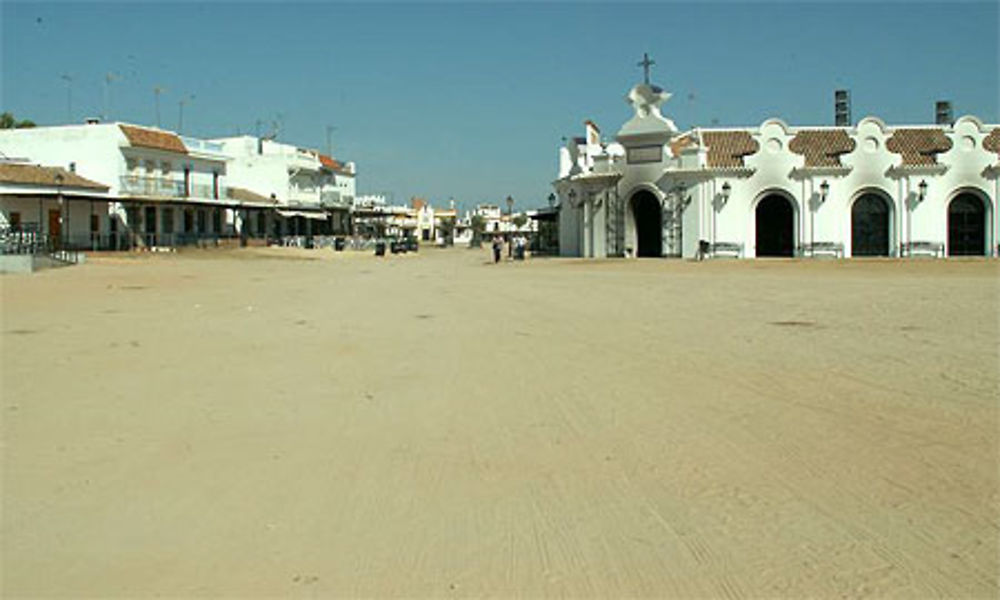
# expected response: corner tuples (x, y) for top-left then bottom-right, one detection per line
(554, 73), (999, 259)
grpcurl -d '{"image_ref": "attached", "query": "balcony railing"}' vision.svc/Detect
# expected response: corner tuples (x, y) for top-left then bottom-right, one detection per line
(120, 175), (185, 198)
(119, 176), (226, 201)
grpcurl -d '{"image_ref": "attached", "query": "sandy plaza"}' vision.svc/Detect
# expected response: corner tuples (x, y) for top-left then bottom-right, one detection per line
(1, 247), (997, 597)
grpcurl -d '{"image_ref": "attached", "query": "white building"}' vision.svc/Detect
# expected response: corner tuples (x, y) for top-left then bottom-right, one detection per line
(0, 122), (274, 249)
(211, 136), (355, 237)
(555, 79), (999, 259)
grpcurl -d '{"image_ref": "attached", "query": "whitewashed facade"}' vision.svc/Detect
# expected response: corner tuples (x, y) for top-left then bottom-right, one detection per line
(555, 82), (999, 259)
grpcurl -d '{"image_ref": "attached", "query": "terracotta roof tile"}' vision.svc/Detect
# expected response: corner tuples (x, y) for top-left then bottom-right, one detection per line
(318, 154), (339, 169)
(119, 124), (188, 154)
(669, 134), (697, 158)
(0, 163), (109, 190)
(886, 128), (952, 166)
(703, 131), (759, 168)
(789, 129), (856, 167)
(983, 128), (1000, 156)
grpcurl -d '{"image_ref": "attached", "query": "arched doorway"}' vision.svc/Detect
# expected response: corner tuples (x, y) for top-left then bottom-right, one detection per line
(631, 191), (662, 257)
(756, 194), (795, 257)
(948, 193), (986, 256)
(852, 193), (891, 256)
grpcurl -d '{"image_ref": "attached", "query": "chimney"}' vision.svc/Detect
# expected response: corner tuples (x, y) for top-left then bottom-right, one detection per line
(935, 101), (953, 125)
(834, 90), (851, 126)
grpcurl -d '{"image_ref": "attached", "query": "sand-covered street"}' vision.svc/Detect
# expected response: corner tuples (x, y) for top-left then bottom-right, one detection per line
(2, 248), (997, 597)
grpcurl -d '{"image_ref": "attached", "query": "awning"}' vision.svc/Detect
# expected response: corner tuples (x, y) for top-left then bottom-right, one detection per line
(276, 209), (328, 220)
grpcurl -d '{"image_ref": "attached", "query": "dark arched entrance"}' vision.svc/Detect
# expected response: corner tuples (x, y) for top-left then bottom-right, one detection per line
(852, 193), (891, 256)
(631, 191), (662, 257)
(756, 194), (795, 257)
(948, 193), (986, 256)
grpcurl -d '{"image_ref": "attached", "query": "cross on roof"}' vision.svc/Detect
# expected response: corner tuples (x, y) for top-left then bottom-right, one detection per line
(637, 52), (655, 85)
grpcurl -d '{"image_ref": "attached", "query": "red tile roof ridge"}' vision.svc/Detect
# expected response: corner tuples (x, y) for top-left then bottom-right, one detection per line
(118, 124), (188, 154)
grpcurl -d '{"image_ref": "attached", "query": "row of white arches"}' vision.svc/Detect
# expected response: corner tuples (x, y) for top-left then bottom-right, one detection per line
(628, 187), (994, 258)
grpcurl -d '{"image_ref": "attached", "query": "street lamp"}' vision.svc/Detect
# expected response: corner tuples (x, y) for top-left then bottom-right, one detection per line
(55, 172), (65, 249)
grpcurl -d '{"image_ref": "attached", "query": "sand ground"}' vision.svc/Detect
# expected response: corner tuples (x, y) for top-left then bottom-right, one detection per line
(1, 247), (998, 598)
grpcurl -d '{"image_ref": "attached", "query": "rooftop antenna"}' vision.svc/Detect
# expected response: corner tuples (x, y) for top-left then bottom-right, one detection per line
(178, 93), (194, 134)
(153, 86), (167, 128)
(60, 74), (73, 123)
(325, 124), (337, 157)
(103, 71), (119, 121)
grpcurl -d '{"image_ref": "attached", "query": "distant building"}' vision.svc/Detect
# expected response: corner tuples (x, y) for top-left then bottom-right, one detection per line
(555, 77), (999, 259)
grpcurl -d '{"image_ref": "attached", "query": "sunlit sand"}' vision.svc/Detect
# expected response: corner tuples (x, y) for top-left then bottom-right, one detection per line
(2, 248), (997, 597)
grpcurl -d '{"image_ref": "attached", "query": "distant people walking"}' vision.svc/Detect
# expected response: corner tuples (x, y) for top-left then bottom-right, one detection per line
(492, 236), (502, 263)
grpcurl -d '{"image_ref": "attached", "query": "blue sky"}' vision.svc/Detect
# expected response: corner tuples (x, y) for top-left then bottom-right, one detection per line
(2, 1), (997, 211)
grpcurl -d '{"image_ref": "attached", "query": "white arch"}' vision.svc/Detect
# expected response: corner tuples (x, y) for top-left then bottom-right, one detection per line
(848, 187), (896, 257)
(750, 188), (800, 258)
(945, 186), (994, 256)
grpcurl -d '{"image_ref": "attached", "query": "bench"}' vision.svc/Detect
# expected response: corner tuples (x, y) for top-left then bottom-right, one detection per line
(902, 241), (944, 258)
(802, 242), (844, 258)
(707, 241), (743, 258)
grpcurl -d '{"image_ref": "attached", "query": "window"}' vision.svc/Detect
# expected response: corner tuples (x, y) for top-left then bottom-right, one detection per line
(90, 214), (99, 233)
(183, 167), (191, 197)
(212, 172), (220, 199)
(126, 158), (138, 173)
(161, 162), (171, 175)
(9, 212), (21, 230)
(211, 209), (221, 233)
(196, 209), (206, 233)
(144, 160), (156, 174)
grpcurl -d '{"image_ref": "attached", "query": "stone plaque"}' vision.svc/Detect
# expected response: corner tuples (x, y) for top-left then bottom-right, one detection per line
(627, 145), (663, 164)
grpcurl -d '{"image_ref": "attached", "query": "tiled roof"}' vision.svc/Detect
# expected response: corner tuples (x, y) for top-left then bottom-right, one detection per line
(318, 154), (339, 169)
(789, 129), (856, 167)
(119, 124), (188, 154)
(983, 128), (1000, 156)
(886, 128), (952, 166)
(669, 134), (697, 157)
(703, 131), (759, 168)
(0, 163), (109, 190)
(227, 186), (274, 204)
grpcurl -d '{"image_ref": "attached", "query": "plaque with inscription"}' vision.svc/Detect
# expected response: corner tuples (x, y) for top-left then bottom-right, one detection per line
(626, 145), (663, 164)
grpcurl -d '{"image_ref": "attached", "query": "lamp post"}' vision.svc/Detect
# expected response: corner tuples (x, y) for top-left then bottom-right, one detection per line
(548, 192), (556, 208)
(506, 195), (514, 258)
(55, 172), (65, 249)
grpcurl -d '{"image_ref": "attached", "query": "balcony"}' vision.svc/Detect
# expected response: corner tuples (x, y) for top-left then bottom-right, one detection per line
(119, 176), (226, 201)
(320, 190), (351, 209)
(119, 175), (185, 198)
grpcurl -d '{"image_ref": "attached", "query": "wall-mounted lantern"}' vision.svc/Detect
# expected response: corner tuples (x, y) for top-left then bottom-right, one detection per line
(819, 180), (830, 203)
(721, 181), (731, 205)
(918, 179), (928, 202)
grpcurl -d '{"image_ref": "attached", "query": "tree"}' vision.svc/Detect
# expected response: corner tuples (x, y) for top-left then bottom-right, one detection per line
(512, 214), (528, 230)
(0, 112), (36, 129)
(469, 214), (486, 248)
